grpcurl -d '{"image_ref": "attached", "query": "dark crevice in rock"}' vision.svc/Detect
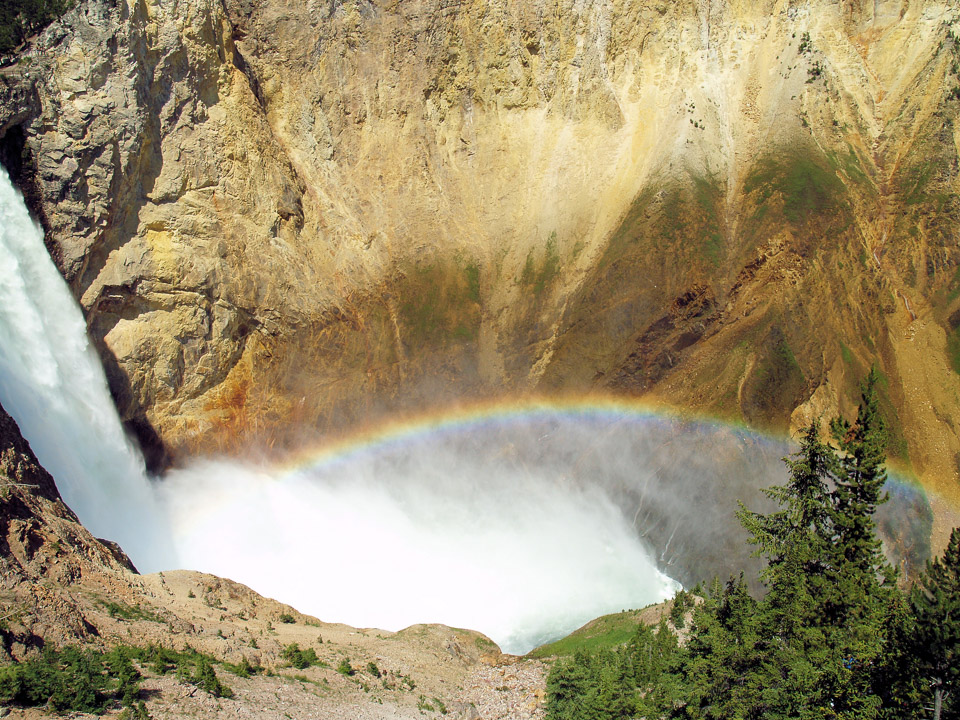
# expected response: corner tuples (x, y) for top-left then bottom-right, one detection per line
(229, 40), (267, 112)
(0, 122), (55, 259)
(88, 334), (172, 475)
(125, 416), (170, 475)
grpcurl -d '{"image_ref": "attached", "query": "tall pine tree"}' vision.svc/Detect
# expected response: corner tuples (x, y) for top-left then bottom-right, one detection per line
(907, 527), (960, 720)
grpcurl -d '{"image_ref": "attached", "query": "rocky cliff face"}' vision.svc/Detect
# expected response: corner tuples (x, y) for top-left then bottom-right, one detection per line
(1, 0), (959, 510)
(0, 399), (139, 653)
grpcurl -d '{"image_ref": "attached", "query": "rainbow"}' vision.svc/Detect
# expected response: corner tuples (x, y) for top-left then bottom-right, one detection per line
(278, 394), (782, 475)
(269, 393), (936, 571)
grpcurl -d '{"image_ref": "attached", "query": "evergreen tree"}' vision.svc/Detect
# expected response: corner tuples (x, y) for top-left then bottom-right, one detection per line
(672, 575), (765, 719)
(544, 370), (904, 720)
(829, 367), (893, 588)
(907, 527), (960, 720)
(738, 421), (836, 616)
(823, 368), (897, 718)
(734, 370), (896, 719)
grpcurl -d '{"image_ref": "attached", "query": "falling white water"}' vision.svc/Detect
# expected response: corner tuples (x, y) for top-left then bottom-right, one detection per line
(0, 170), (173, 569)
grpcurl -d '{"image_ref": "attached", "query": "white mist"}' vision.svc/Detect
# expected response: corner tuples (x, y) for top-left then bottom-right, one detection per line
(159, 454), (679, 654)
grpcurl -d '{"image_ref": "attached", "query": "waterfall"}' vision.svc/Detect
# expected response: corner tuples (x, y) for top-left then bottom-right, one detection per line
(0, 169), (174, 570)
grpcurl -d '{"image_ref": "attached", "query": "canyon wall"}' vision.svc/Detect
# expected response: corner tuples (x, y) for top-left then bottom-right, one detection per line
(1, 0), (959, 510)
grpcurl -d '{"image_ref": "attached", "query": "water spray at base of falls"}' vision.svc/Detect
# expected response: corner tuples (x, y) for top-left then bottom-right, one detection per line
(160, 455), (680, 654)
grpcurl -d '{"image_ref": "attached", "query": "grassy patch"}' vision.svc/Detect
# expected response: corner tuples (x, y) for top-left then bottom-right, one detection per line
(946, 326), (960, 376)
(867, 367), (911, 464)
(519, 232), (562, 296)
(692, 175), (724, 266)
(464, 261), (481, 303)
(397, 258), (481, 346)
(943, 266), (960, 304)
(741, 325), (807, 428)
(899, 159), (938, 206)
(602, 175), (724, 268)
(526, 609), (654, 658)
(744, 152), (846, 227)
(102, 601), (162, 623)
(839, 341), (855, 366)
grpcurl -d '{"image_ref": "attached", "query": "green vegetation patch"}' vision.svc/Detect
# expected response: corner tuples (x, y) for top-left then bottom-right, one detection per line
(948, 326), (960, 376)
(544, 372), (949, 720)
(0, 0), (73, 55)
(102, 600), (162, 623)
(867, 365), (910, 464)
(527, 609), (655, 659)
(0, 645), (142, 714)
(597, 173), (726, 274)
(281, 643), (321, 670)
(134, 644), (233, 698)
(743, 151), (847, 228)
(898, 159), (941, 207)
(546, 620), (680, 720)
(839, 340), (855, 367)
(519, 231), (562, 296)
(397, 257), (482, 346)
(0, 642), (236, 716)
(740, 325), (806, 428)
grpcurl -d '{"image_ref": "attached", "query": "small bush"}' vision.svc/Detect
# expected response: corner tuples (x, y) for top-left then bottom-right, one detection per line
(282, 643), (320, 670)
(337, 658), (355, 676)
(103, 601), (161, 623)
(278, 613), (295, 624)
(136, 644), (232, 698)
(193, 657), (233, 698)
(224, 656), (261, 678)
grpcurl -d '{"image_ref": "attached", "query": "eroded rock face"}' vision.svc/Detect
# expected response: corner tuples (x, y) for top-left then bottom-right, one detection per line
(0, 400), (139, 652)
(0, 0), (959, 506)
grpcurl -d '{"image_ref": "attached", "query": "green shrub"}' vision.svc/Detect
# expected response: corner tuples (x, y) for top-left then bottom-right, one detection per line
(0, 644), (142, 713)
(224, 656), (261, 678)
(193, 657), (233, 698)
(103, 601), (161, 623)
(281, 643), (319, 670)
